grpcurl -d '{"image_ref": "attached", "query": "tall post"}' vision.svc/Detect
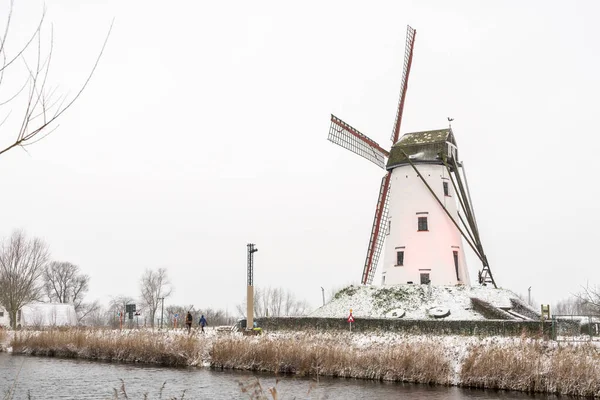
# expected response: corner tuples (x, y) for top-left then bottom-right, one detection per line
(247, 243), (258, 330)
(321, 287), (325, 307)
(159, 297), (165, 329)
(528, 287), (532, 306)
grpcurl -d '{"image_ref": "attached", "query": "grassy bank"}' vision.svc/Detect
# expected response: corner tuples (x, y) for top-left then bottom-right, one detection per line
(8, 329), (600, 397)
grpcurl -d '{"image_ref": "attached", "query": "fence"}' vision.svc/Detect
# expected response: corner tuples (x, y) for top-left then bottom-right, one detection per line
(551, 314), (600, 342)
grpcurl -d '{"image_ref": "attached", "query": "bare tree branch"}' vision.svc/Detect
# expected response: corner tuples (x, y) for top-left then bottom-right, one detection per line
(0, 2), (113, 157)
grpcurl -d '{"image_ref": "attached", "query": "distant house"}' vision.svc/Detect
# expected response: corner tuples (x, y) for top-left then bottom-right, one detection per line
(0, 303), (77, 328)
(0, 306), (8, 327)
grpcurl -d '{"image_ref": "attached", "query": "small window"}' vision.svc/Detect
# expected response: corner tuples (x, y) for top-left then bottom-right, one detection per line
(418, 216), (428, 231)
(443, 181), (449, 196)
(396, 251), (404, 266)
(453, 251), (459, 280)
(420, 273), (430, 284)
(0, 311), (3, 317)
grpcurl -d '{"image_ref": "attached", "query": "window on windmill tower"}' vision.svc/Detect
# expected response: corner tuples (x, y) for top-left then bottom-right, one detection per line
(418, 216), (428, 231)
(443, 181), (450, 196)
(396, 251), (404, 266)
(453, 251), (460, 281)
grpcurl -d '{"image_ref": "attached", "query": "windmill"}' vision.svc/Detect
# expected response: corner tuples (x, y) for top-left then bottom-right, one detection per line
(328, 26), (496, 288)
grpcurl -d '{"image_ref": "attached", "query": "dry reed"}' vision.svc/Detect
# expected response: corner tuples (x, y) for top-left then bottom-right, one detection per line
(10, 328), (600, 397)
(212, 334), (452, 385)
(0, 328), (7, 350)
(460, 339), (600, 397)
(11, 329), (208, 366)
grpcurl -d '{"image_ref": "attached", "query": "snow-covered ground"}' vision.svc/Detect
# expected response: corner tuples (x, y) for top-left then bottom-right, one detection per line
(311, 284), (533, 320)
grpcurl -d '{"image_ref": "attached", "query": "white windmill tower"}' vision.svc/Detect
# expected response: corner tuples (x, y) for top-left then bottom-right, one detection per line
(328, 26), (496, 288)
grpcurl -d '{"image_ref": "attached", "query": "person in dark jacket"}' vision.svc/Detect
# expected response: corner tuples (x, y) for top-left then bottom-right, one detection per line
(199, 314), (207, 333)
(185, 311), (193, 333)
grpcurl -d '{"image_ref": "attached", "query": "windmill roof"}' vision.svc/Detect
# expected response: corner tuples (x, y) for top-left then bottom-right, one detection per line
(386, 128), (457, 169)
(393, 128), (454, 147)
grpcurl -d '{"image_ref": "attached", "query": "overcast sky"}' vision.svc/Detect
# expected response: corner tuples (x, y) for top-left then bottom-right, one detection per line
(1, 0), (598, 314)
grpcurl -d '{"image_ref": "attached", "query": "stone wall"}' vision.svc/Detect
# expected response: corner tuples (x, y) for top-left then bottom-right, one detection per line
(254, 317), (569, 337)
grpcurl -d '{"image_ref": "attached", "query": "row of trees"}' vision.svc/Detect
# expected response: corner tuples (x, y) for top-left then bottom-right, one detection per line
(236, 286), (310, 319)
(0, 231), (96, 328)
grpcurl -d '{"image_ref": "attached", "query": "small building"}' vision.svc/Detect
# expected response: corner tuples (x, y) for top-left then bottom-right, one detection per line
(0, 303), (77, 328)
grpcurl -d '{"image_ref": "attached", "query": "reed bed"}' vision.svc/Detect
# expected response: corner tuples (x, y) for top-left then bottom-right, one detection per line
(211, 334), (453, 385)
(11, 329), (208, 366)
(8, 328), (600, 397)
(460, 339), (600, 397)
(0, 328), (7, 351)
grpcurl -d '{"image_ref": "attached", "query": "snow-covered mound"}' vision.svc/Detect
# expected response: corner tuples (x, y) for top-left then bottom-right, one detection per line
(311, 284), (536, 321)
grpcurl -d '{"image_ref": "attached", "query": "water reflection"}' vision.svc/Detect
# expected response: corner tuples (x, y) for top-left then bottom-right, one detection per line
(0, 353), (556, 399)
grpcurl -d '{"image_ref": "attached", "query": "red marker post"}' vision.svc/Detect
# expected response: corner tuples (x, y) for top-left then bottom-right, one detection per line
(347, 309), (354, 332)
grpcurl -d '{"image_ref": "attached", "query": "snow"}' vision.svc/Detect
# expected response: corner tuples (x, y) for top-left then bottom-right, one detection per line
(311, 284), (533, 320)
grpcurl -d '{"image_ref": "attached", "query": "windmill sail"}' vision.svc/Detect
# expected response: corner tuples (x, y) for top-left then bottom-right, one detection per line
(361, 173), (391, 285)
(328, 115), (389, 169)
(390, 25), (416, 143)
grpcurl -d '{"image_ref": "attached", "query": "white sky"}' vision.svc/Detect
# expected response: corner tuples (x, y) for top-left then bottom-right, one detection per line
(1, 0), (599, 314)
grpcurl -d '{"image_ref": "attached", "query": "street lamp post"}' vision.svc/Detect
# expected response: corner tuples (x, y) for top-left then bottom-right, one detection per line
(321, 287), (325, 307)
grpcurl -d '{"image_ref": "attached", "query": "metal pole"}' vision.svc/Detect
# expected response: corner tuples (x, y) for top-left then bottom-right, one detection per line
(247, 243), (258, 330)
(321, 287), (325, 306)
(528, 287), (532, 306)
(160, 297), (165, 329)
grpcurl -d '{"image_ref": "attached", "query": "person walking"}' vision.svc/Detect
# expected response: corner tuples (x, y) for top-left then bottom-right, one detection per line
(199, 314), (207, 333)
(185, 311), (193, 334)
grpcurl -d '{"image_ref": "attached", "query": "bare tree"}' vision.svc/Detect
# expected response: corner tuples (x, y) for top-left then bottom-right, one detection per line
(43, 261), (89, 313)
(0, 1), (112, 157)
(140, 268), (172, 328)
(574, 284), (600, 316)
(0, 231), (49, 328)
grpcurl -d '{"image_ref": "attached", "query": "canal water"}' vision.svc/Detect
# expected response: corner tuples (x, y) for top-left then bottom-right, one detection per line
(0, 353), (557, 399)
